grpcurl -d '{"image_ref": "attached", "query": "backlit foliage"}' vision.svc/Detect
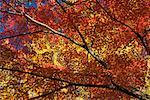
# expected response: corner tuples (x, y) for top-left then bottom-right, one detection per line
(0, 0), (150, 99)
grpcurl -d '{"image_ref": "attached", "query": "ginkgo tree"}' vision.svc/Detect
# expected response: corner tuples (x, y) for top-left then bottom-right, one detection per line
(0, 0), (150, 99)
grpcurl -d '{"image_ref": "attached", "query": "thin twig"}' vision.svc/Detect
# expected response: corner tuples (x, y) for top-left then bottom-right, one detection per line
(0, 10), (22, 15)
(0, 30), (43, 40)
(29, 84), (71, 100)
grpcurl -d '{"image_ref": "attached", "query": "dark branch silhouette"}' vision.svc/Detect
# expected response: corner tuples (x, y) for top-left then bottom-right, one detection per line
(29, 84), (71, 100)
(0, 30), (43, 40)
(96, 0), (150, 55)
(0, 67), (149, 99)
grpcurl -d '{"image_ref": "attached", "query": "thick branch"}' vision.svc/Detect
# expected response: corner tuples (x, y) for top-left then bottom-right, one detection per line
(2, 1), (108, 68)
(1, 0), (83, 48)
(112, 81), (149, 100)
(23, 13), (83, 47)
(0, 67), (148, 99)
(24, 13), (108, 68)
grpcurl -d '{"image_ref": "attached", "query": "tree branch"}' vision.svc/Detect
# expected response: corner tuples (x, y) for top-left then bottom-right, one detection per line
(0, 10), (22, 16)
(25, 11), (108, 68)
(1, 0), (83, 48)
(23, 13), (83, 47)
(96, 0), (150, 55)
(2, 1), (108, 68)
(111, 81), (149, 100)
(56, 0), (66, 13)
(73, 25), (108, 68)
(0, 67), (148, 99)
(1, 1), (149, 99)
(29, 84), (71, 100)
(0, 30), (43, 40)
(0, 67), (71, 83)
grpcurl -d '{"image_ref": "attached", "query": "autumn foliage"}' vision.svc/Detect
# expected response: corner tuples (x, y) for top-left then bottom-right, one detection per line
(0, 0), (150, 99)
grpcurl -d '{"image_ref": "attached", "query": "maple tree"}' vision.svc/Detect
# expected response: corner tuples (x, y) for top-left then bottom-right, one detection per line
(0, 0), (150, 99)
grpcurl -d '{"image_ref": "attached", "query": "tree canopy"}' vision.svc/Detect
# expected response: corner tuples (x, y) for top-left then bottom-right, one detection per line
(0, 0), (150, 99)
